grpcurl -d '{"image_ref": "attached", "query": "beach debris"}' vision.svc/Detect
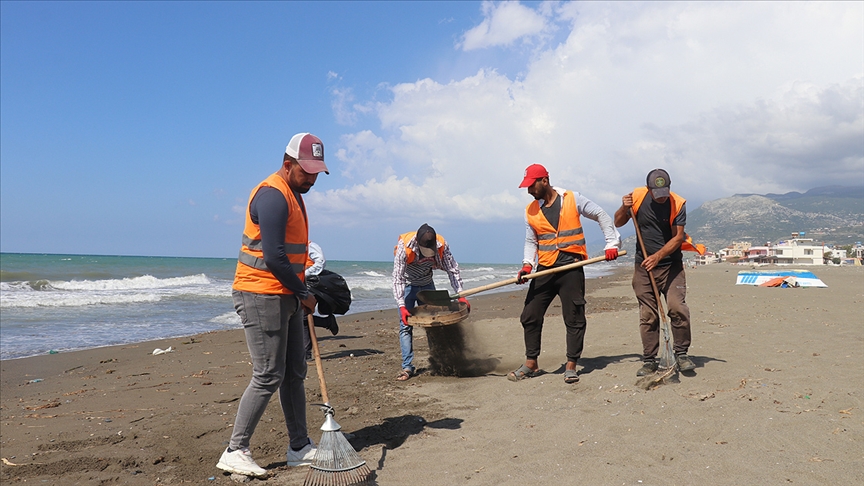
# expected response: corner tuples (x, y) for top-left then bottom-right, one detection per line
(27, 379), (43, 384)
(736, 270), (827, 288)
(152, 346), (174, 355)
(2, 458), (18, 466)
(48, 350), (59, 354)
(25, 402), (60, 411)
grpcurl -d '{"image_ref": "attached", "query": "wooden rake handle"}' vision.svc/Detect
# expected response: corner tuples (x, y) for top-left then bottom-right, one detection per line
(456, 250), (627, 299)
(628, 208), (667, 319)
(306, 314), (330, 406)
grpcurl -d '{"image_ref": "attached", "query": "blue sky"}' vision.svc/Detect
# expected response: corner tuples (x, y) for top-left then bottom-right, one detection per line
(2, 1), (862, 263)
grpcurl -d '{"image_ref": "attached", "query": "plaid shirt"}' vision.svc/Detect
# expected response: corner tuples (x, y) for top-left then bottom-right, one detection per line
(392, 235), (463, 307)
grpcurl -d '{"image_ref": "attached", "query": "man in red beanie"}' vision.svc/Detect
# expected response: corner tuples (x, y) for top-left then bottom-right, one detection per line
(510, 164), (621, 384)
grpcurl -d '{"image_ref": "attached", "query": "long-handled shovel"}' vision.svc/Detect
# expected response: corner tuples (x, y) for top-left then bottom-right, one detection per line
(417, 250), (627, 307)
(629, 209), (678, 389)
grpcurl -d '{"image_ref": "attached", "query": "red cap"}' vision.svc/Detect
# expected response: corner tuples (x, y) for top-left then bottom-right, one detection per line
(285, 133), (329, 174)
(519, 164), (549, 188)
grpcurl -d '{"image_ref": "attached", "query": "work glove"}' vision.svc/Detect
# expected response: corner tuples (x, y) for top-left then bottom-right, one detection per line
(605, 248), (619, 261)
(399, 306), (412, 326)
(457, 297), (471, 311)
(516, 264), (533, 284)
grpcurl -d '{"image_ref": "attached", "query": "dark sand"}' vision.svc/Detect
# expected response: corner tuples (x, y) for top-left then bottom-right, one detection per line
(1, 264), (862, 485)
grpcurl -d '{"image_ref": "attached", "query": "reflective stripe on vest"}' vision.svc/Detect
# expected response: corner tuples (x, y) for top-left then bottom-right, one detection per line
(526, 190), (587, 266)
(395, 232), (446, 264)
(233, 173), (308, 294)
(631, 187), (706, 255)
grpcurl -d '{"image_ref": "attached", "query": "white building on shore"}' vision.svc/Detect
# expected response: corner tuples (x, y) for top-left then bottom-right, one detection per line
(738, 233), (827, 265)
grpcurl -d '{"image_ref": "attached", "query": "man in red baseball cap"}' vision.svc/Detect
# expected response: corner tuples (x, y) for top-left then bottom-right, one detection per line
(510, 164), (621, 385)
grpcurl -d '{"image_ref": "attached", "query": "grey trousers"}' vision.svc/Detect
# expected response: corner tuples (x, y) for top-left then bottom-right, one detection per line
(229, 290), (309, 451)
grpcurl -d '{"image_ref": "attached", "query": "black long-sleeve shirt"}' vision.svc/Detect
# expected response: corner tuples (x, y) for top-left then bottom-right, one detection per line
(249, 186), (308, 298)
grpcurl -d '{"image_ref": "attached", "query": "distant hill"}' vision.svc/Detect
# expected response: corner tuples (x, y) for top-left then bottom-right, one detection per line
(686, 185), (864, 251)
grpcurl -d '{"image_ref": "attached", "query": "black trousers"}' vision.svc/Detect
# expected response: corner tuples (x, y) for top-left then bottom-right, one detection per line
(519, 266), (586, 363)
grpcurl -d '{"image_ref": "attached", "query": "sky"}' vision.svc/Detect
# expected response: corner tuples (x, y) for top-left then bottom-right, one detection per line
(1, 1), (862, 263)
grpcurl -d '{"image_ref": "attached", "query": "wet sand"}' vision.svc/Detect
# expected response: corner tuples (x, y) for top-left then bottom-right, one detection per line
(1, 264), (862, 485)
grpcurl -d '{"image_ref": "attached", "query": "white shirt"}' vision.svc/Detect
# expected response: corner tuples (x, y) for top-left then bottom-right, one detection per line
(392, 236), (463, 307)
(305, 241), (325, 277)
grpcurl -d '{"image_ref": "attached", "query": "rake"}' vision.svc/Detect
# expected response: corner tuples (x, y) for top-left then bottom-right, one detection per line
(304, 314), (373, 486)
(629, 208), (678, 389)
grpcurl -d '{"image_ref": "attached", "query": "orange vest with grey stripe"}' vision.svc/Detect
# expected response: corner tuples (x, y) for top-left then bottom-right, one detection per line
(395, 232), (446, 264)
(233, 173), (308, 294)
(526, 190), (587, 267)
(631, 186), (706, 255)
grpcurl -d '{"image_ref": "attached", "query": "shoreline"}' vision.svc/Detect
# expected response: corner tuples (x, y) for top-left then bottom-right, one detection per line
(0, 263), (625, 362)
(2, 264), (862, 485)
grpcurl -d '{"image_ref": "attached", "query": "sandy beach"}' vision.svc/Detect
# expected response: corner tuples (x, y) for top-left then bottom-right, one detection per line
(1, 264), (862, 485)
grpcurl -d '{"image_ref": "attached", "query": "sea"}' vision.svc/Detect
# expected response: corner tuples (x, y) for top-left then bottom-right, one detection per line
(0, 253), (621, 360)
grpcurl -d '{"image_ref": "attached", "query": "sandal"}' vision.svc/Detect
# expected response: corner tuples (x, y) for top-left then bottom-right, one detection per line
(564, 369), (580, 384)
(507, 364), (538, 382)
(396, 369), (413, 381)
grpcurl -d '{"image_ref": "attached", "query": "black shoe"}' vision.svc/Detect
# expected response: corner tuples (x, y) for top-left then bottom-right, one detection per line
(676, 354), (696, 371)
(636, 359), (658, 377)
(313, 315), (339, 336)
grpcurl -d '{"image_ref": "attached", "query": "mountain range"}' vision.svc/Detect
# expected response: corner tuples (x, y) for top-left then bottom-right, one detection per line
(686, 185), (864, 251)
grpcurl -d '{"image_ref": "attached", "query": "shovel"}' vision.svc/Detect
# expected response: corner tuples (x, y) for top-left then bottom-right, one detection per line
(416, 250), (627, 306)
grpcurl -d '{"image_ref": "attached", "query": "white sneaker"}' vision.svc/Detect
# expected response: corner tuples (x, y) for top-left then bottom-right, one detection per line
(216, 447), (267, 477)
(285, 439), (317, 466)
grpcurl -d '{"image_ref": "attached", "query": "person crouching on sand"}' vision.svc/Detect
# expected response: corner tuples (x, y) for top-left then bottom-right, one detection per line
(391, 224), (468, 381)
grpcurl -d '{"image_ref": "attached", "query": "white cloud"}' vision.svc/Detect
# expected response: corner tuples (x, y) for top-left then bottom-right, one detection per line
(331, 87), (357, 126)
(317, 2), (863, 228)
(459, 1), (551, 51)
(621, 77), (864, 197)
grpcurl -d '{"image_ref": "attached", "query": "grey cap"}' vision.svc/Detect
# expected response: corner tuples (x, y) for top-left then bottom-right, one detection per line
(646, 168), (671, 198)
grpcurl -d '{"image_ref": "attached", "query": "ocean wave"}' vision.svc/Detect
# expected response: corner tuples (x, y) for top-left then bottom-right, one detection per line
(359, 271), (387, 278)
(2, 292), (163, 308)
(462, 267), (496, 272)
(50, 274), (211, 291)
(210, 311), (242, 326)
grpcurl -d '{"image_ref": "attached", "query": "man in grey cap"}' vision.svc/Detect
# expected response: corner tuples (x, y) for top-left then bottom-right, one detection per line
(217, 133), (328, 477)
(391, 223), (466, 381)
(614, 168), (705, 376)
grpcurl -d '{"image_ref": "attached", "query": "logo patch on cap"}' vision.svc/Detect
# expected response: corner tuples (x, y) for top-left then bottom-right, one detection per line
(311, 143), (323, 158)
(653, 177), (667, 188)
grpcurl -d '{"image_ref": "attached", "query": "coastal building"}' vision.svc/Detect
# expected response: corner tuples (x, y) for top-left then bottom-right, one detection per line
(771, 234), (825, 265)
(719, 241), (751, 262)
(738, 233), (827, 265)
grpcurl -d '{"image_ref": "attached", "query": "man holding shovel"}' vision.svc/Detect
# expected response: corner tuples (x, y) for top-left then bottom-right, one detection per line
(613, 168), (705, 376)
(392, 224), (466, 381)
(510, 164), (621, 384)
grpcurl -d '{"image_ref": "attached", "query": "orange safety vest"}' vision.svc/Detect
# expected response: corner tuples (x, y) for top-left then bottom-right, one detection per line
(395, 232), (446, 264)
(233, 173), (308, 294)
(526, 190), (587, 267)
(632, 186), (706, 255)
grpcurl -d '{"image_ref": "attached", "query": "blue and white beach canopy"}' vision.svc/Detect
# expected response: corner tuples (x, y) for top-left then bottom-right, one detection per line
(736, 269), (828, 288)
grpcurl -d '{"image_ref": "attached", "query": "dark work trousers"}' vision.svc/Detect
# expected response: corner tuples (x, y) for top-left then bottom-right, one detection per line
(519, 266), (586, 363)
(632, 261), (691, 359)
